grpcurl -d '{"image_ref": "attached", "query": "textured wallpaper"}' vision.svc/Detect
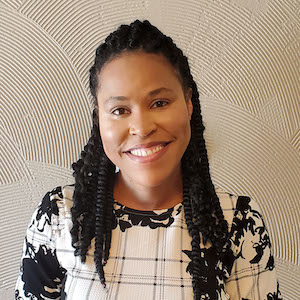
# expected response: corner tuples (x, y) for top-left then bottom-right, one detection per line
(0, 0), (299, 299)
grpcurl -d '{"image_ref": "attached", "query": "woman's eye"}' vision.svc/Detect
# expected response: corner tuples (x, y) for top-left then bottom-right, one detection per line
(152, 100), (168, 108)
(111, 108), (128, 115)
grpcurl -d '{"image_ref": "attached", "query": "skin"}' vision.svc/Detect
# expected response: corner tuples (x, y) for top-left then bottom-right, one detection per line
(97, 50), (193, 210)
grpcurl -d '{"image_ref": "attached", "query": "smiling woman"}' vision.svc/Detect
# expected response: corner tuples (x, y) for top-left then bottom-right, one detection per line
(98, 51), (193, 203)
(15, 20), (282, 300)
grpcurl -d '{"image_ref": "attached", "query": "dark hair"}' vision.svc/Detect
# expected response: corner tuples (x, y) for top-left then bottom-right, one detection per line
(71, 19), (229, 299)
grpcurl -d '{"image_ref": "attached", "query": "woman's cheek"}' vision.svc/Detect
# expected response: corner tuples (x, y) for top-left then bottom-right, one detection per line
(173, 112), (191, 139)
(100, 120), (127, 157)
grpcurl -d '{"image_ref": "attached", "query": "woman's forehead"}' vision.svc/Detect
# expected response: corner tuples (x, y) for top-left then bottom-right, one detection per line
(97, 51), (183, 99)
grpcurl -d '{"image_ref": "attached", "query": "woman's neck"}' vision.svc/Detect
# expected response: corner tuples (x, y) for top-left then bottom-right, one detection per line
(113, 170), (183, 211)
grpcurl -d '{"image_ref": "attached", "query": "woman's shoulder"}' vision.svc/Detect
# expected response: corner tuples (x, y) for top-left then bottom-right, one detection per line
(38, 184), (74, 204)
(215, 187), (264, 228)
(33, 184), (75, 226)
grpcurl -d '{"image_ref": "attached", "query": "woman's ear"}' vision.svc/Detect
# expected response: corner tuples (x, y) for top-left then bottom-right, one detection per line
(186, 88), (193, 120)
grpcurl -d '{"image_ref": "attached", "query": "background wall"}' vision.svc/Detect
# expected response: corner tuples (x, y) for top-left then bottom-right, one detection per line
(0, 0), (299, 299)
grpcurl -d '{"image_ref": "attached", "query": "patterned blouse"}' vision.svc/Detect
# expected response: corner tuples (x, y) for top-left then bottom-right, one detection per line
(15, 184), (282, 299)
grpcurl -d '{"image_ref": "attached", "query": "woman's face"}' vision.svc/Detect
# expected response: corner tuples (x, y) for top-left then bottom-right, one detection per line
(97, 51), (193, 188)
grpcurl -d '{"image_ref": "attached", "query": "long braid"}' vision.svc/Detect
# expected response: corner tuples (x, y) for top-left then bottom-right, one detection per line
(71, 109), (101, 261)
(71, 107), (115, 285)
(71, 19), (229, 299)
(94, 155), (114, 286)
(182, 77), (229, 298)
(103, 170), (115, 265)
(189, 79), (228, 250)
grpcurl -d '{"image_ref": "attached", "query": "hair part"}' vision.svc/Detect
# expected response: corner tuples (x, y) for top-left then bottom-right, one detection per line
(71, 19), (229, 299)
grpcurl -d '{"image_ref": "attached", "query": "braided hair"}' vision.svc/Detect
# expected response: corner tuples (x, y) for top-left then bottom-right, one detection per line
(71, 19), (229, 299)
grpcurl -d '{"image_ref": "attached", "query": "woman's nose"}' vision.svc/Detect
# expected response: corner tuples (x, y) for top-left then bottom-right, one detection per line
(129, 113), (157, 137)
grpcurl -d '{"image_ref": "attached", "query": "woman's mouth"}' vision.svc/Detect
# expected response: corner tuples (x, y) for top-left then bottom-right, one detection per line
(129, 144), (165, 157)
(124, 142), (170, 163)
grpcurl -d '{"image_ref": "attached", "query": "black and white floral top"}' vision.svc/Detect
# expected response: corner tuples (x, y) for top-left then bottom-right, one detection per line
(15, 184), (282, 299)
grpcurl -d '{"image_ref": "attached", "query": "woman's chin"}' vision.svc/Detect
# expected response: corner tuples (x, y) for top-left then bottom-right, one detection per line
(119, 169), (174, 189)
(132, 174), (169, 189)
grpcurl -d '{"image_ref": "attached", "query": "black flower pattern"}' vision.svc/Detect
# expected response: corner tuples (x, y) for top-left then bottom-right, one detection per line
(267, 282), (282, 299)
(30, 187), (61, 232)
(182, 247), (228, 300)
(112, 201), (182, 231)
(230, 196), (274, 268)
(21, 241), (66, 299)
(15, 186), (282, 299)
(16, 187), (67, 300)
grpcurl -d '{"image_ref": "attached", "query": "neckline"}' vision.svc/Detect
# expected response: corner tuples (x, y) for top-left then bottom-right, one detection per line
(113, 200), (183, 216)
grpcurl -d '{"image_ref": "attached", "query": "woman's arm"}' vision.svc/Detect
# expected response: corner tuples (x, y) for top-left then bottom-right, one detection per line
(225, 195), (282, 299)
(15, 188), (67, 300)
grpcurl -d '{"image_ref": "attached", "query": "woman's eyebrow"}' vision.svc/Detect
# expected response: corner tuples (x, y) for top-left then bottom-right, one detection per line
(148, 87), (173, 96)
(104, 87), (173, 105)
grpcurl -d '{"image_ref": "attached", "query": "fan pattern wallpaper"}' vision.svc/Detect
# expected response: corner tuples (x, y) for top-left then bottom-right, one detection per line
(0, 0), (299, 299)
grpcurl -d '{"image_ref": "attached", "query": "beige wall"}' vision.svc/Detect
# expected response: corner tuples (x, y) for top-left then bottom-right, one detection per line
(0, 0), (299, 299)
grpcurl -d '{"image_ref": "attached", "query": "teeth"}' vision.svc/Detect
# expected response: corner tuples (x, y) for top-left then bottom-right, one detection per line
(130, 144), (165, 157)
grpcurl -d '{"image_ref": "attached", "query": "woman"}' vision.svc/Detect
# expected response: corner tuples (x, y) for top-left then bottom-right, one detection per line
(15, 20), (281, 299)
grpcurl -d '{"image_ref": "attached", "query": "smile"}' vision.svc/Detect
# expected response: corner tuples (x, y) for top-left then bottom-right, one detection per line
(129, 144), (165, 157)
(125, 143), (170, 163)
